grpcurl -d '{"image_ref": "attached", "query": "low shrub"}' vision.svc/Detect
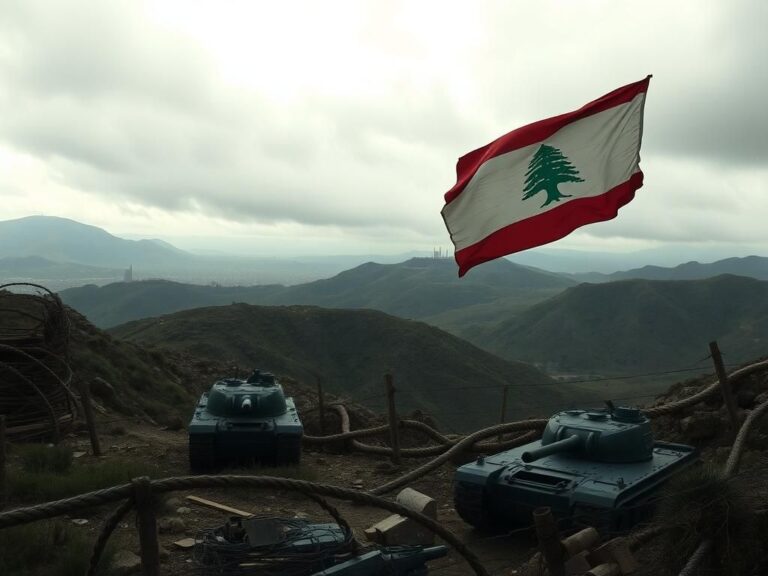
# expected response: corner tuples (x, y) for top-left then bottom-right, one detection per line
(18, 443), (73, 474)
(0, 520), (114, 576)
(9, 458), (158, 502)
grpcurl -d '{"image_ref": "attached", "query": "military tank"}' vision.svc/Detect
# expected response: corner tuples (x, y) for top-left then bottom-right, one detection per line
(454, 406), (698, 534)
(188, 370), (303, 470)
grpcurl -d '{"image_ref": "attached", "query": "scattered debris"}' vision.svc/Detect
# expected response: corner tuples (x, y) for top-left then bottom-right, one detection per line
(158, 516), (186, 534)
(173, 538), (200, 549)
(365, 488), (436, 546)
(72, 451), (87, 458)
(70, 518), (89, 526)
(111, 550), (142, 576)
(175, 506), (192, 515)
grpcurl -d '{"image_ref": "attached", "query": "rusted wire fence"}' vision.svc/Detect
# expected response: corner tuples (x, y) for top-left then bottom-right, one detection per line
(0, 283), (77, 441)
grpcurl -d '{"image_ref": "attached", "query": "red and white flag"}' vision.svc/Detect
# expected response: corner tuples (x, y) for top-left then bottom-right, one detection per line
(441, 76), (651, 277)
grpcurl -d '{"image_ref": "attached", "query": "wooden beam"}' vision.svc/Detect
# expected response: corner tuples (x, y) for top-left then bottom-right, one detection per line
(186, 495), (252, 517)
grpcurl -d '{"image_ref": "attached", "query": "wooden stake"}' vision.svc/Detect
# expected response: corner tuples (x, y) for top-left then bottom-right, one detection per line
(533, 507), (566, 576)
(385, 374), (401, 466)
(0, 415), (7, 510)
(317, 376), (326, 436)
(498, 386), (509, 442)
(79, 380), (101, 457)
(709, 341), (739, 430)
(132, 476), (160, 576)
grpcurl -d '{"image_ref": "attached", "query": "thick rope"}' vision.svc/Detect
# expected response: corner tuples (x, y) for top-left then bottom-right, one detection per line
(308, 404), (541, 457)
(370, 425), (544, 496)
(88, 499), (134, 576)
(644, 359), (768, 417)
(724, 396), (768, 477)
(0, 476), (489, 576)
(0, 484), (134, 529)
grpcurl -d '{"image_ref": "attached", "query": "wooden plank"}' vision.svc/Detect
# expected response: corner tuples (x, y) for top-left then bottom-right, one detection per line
(186, 495), (252, 517)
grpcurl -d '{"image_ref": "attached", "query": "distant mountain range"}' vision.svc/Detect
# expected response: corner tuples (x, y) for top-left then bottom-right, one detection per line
(110, 303), (570, 430)
(470, 274), (768, 373)
(60, 257), (574, 328)
(0, 216), (192, 269)
(569, 256), (768, 283)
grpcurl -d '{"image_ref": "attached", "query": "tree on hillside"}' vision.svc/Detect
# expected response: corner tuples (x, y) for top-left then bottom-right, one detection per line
(522, 144), (584, 208)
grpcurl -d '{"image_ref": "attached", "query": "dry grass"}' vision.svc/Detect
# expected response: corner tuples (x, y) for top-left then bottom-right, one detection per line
(0, 521), (114, 576)
(647, 464), (768, 575)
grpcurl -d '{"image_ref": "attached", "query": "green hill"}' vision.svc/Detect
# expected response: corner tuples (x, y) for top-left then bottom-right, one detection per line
(60, 257), (574, 328)
(473, 275), (768, 374)
(110, 303), (571, 430)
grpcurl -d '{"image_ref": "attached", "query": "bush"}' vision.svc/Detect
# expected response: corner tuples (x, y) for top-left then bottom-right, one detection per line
(0, 520), (114, 576)
(650, 464), (768, 576)
(9, 459), (158, 502)
(18, 443), (73, 474)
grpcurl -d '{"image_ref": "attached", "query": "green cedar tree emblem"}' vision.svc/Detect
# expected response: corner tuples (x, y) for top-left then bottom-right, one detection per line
(522, 144), (584, 208)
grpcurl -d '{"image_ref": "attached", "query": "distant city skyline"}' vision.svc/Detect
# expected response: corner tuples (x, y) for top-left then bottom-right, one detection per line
(2, 1), (767, 260)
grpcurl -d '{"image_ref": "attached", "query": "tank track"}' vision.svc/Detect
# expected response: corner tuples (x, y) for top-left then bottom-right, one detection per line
(275, 435), (302, 466)
(454, 481), (493, 530)
(189, 436), (216, 472)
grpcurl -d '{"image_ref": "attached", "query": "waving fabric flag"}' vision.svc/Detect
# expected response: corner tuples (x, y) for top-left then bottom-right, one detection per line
(441, 76), (651, 277)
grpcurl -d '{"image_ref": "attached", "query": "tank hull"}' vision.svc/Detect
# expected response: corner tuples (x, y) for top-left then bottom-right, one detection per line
(455, 438), (698, 534)
(189, 384), (303, 470)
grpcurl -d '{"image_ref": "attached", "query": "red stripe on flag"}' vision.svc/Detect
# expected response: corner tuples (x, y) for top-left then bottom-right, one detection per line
(454, 172), (645, 277)
(444, 77), (651, 205)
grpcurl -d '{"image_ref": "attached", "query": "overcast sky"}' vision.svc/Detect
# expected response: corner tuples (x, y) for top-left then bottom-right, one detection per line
(1, 0), (767, 257)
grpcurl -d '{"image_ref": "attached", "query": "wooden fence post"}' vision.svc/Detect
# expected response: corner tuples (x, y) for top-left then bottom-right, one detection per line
(533, 507), (566, 576)
(79, 380), (102, 457)
(709, 341), (739, 430)
(0, 415), (6, 510)
(317, 376), (326, 436)
(498, 386), (509, 442)
(132, 476), (160, 576)
(385, 374), (401, 466)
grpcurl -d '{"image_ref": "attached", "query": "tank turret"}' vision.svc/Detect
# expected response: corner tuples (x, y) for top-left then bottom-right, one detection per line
(454, 406), (697, 535)
(188, 370), (303, 470)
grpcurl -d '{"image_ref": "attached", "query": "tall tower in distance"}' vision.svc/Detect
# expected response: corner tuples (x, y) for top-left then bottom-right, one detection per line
(123, 265), (133, 283)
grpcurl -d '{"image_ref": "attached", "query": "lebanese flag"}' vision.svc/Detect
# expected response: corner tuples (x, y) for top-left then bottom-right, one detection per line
(442, 76), (651, 277)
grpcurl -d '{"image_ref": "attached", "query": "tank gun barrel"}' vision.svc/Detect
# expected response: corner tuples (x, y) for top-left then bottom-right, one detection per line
(521, 434), (581, 463)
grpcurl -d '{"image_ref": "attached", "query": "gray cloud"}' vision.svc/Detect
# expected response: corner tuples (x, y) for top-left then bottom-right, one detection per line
(0, 0), (767, 251)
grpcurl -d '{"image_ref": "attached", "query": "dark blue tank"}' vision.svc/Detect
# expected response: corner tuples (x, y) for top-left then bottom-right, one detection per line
(454, 407), (697, 534)
(188, 370), (303, 470)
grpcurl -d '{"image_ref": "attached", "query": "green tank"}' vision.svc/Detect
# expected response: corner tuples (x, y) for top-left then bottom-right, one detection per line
(188, 370), (303, 470)
(454, 407), (698, 534)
